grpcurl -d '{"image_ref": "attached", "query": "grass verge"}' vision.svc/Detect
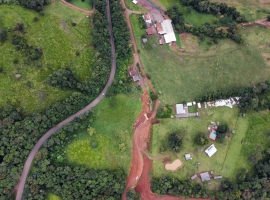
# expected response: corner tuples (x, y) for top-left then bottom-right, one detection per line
(68, 0), (93, 10)
(66, 92), (142, 172)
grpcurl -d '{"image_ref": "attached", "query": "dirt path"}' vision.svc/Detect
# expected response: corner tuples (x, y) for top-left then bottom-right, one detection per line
(60, 0), (95, 15)
(120, 0), (157, 93)
(15, 0), (115, 199)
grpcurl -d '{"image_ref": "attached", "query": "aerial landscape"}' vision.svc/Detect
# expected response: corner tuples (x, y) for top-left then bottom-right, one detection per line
(0, 0), (270, 199)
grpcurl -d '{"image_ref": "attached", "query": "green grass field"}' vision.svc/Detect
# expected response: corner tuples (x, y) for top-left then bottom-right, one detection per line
(47, 193), (61, 200)
(0, 3), (94, 114)
(68, 0), (92, 10)
(130, 14), (270, 104)
(151, 107), (270, 185)
(66, 92), (142, 172)
(124, 0), (147, 13)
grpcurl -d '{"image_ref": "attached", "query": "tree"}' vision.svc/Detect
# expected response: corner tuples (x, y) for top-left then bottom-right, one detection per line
(0, 29), (7, 43)
(267, 15), (270, 21)
(168, 132), (182, 152)
(194, 132), (208, 145)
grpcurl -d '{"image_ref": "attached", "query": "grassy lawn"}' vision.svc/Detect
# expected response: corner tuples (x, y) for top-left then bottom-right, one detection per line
(66, 92), (142, 172)
(130, 14), (270, 104)
(151, 107), (248, 184)
(0, 3), (94, 114)
(151, 107), (270, 185)
(68, 0), (92, 10)
(47, 193), (61, 200)
(125, 0), (147, 13)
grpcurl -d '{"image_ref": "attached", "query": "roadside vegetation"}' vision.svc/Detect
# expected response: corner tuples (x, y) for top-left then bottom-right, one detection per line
(124, 0), (147, 13)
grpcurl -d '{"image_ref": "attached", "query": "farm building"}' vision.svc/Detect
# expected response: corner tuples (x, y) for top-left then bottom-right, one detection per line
(205, 144), (217, 157)
(176, 104), (185, 114)
(156, 19), (176, 44)
(185, 154), (192, 160)
(142, 13), (152, 28)
(200, 172), (210, 182)
(214, 176), (223, 180)
(129, 69), (140, 82)
(191, 174), (198, 180)
(132, 0), (137, 4)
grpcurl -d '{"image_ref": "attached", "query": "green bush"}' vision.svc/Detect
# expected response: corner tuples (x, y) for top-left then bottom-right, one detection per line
(168, 132), (182, 153)
(194, 132), (208, 145)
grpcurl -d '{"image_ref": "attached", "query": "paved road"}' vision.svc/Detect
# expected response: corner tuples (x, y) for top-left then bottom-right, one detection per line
(15, 0), (116, 199)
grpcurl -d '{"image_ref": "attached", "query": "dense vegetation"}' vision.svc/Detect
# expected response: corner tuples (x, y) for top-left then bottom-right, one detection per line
(166, 4), (243, 43)
(181, 0), (246, 23)
(152, 152), (270, 199)
(110, 0), (132, 88)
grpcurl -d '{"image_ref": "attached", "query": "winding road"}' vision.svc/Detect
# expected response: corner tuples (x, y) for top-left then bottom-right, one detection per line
(15, 0), (116, 199)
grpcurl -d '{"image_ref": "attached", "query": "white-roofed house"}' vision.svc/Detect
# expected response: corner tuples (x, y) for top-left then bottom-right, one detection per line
(176, 104), (185, 114)
(132, 0), (137, 4)
(205, 144), (217, 157)
(156, 19), (176, 44)
(187, 102), (193, 106)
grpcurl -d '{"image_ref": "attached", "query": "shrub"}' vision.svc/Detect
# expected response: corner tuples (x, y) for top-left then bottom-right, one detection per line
(168, 132), (182, 153)
(0, 29), (7, 43)
(90, 141), (98, 148)
(33, 17), (39, 22)
(194, 132), (208, 145)
(267, 15), (270, 21)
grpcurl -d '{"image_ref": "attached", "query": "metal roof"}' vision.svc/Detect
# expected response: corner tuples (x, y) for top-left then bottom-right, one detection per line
(200, 172), (210, 182)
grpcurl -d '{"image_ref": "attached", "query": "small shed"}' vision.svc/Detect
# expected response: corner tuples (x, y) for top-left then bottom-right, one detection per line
(132, 0), (137, 4)
(197, 103), (201, 108)
(200, 172), (210, 182)
(187, 102), (193, 106)
(185, 154), (192, 160)
(205, 144), (217, 157)
(191, 174), (198, 180)
(129, 69), (140, 82)
(214, 176), (223, 180)
(176, 104), (185, 114)
(142, 38), (148, 43)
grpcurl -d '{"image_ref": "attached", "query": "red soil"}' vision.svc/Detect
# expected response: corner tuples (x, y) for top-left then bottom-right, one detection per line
(162, 157), (171, 163)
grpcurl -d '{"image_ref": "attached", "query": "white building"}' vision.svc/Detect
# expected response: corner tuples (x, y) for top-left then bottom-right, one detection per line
(176, 104), (185, 114)
(132, 0), (137, 4)
(157, 19), (176, 44)
(187, 102), (193, 106)
(205, 144), (217, 157)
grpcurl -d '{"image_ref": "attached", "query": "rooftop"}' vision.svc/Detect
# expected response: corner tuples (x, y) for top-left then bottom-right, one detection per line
(176, 104), (185, 114)
(205, 144), (217, 157)
(200, 172), (210, 182)
(185, 154), (192, 160)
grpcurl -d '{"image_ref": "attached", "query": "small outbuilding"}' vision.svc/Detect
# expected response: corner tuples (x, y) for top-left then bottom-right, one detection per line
(200, 172), (210, 182)
(197, 103), (201, 108)
(187, 102), (193, 106)
(214, 176), (223, 180)
(191, 174), (198, 180)
(132, 0), (137, 4)
(185, 154), (192, 160)
(129, 69), (140, 82)
(176, 104), (185, 114)
(205, 144), (217, 157)
(142, 38), (148, 43)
